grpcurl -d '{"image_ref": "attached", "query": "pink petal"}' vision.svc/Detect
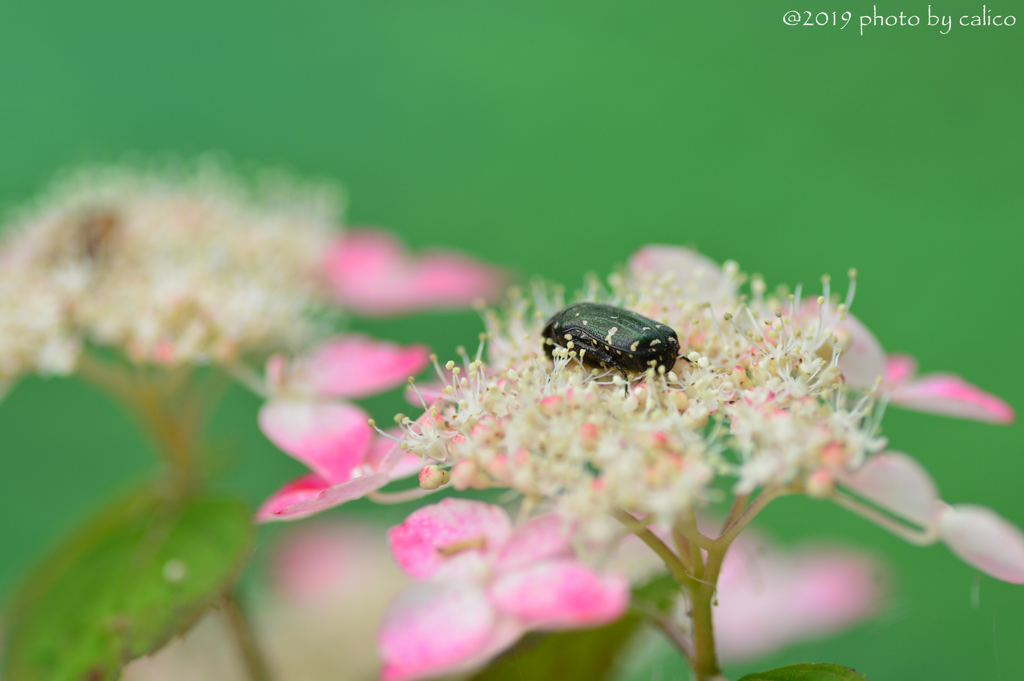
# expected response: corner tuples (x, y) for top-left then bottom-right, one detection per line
(494, 514), (574, 574)
(255, 473), (330, 522)
(834, 312), (887, 390)
(488, 559), (629, 628)
(938, 505), (1024, 583)
(838, 451), (940, 527)
(303, 335), (429, 399)
(885, 354), (918, 385)
(891, 374), (1015, 424)
(715, 547), (883, 662)
(388, 499), (512, 580)
(628, 245), (732, 299)
(378, 582), (522, 681)
(259, 471), (394, 523)
(325, 230), (505, 317)
(258, 400), (372, 483)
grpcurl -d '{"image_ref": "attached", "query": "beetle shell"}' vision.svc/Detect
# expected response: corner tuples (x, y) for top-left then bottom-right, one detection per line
(542, 302), (681, 375)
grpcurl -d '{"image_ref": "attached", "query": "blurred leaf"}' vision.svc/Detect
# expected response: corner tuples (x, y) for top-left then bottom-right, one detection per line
(632, 572), (679, 612)
(468, 614), (643, 681)
(737, 663), (870, 680)
(3, 488), (253, 681)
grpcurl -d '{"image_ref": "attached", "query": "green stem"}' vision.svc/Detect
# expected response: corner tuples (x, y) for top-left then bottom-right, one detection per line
(76, 351), (204, 494)
(720, 494), (749, 536)
(613, 509), (691, 586)
(223, 593), (273, 681)
(673, 516), (715, 553)
(715, 485), (793, 549)
(689, 545), (726, 681)
(830, 491), (936, 545)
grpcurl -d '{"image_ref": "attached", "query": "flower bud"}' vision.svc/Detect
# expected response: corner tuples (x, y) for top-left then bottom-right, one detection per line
(418, 464), (451, 490)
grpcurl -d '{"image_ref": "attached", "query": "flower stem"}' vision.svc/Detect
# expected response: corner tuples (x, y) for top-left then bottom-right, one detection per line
(616, 486), (792, 680)
(223, 592), (273, 681)
(613, 509), (691, 586)
(689, 545), (726, 681)
(76, 351), (204, 495)
(716, 485), (793, 549)
(830, 491), (937, 545)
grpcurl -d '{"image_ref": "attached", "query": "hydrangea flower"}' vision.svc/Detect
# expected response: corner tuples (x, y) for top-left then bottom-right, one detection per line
(338, 244), (1017, 679)
(374, 245), (1021, 577)
(377, 499), (630, 681)
(240, 241), (1019, 679)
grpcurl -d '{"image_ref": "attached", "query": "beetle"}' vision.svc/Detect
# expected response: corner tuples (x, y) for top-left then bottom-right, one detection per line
(541, 302), (682, 380)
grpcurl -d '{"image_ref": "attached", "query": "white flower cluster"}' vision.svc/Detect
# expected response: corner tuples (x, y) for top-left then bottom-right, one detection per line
(0, 161), (341, 384)
(397, 247), (887, 537)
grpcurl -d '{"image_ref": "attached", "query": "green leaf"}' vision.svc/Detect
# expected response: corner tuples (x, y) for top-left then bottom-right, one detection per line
(468, 614), (643, 681)
(631, 572), (680, 612)
(737, 662), (870, 681)
(3, 488), (253, 681)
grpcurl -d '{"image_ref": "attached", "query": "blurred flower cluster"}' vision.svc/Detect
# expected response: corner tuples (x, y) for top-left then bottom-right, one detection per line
(0, 159), (500, 394)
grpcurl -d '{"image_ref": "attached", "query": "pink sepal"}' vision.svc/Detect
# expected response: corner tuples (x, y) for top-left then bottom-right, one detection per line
(256, 434), (415, 523)
(628, 245), (733, 299)
(388, 498), (512, 579)
(833, 312), (887, 389)
(325, 229), (504, 317)
(488, 559), (629, 628)
(890, 373), (1015, 424)
(255, 474), (331, 522)
(493, 514), (574, 573)
(839, 451), (940, 527)
(260, 471), (393, 523)
(885, 354), (917, 384)
(380, 503), (629, 679)
(937, 504), (1024, 584)
(715, 546), (883, 662)
(378, 582), (513, 681)
(299, 335), (429, 399)
(258, 400), (371, 483)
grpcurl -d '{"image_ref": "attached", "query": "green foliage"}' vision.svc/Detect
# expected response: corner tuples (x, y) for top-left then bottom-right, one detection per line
(468, 615), (643, 681)
(3, 488), (253, 681)
(737, 663), (870, 681)
(631, 572), (679, 612)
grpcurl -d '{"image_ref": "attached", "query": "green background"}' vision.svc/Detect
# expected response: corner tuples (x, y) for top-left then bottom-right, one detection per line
(1, 1), (1021, 678)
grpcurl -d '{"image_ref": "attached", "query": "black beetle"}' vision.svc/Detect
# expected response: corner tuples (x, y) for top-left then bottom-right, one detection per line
(542, 302), (682, 379)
